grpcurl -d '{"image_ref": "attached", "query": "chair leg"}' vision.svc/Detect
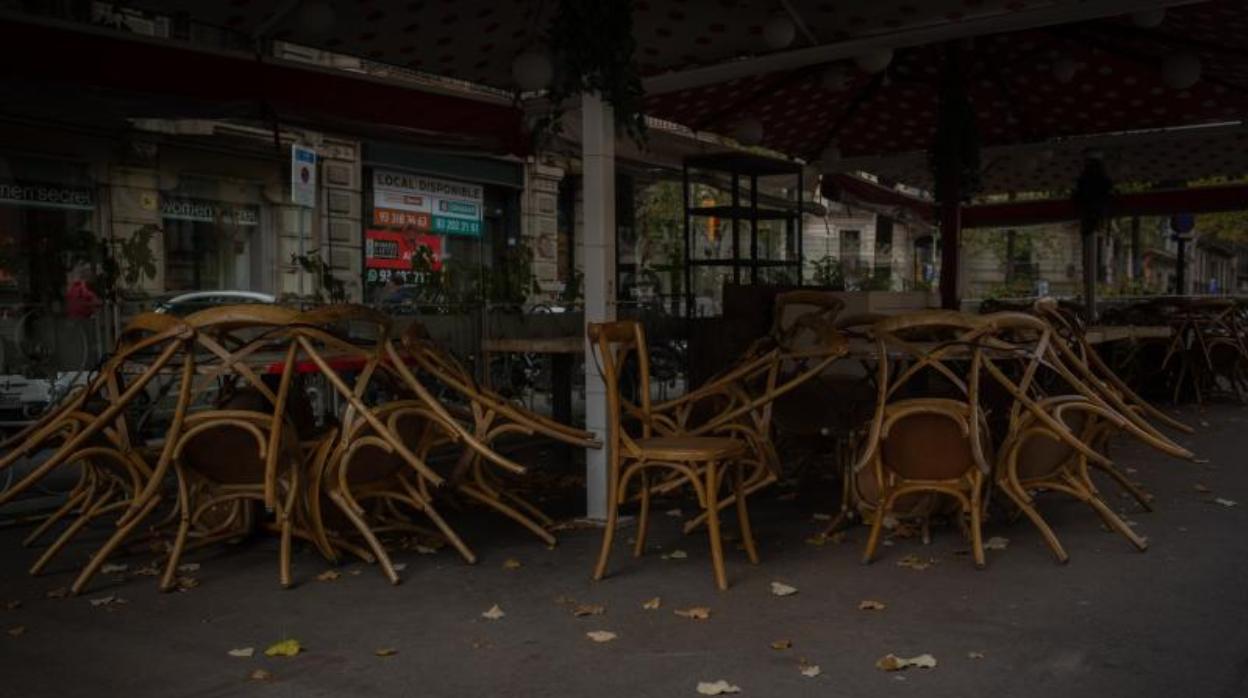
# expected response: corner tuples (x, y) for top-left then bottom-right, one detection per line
(1080, 486), (1149, 551)
(969, 488), (986, 570)
(278, 511), (293, 589)
(704, 461), (728, 591)
(862, 493), (889, 565)
(734, 461), (759, 565)
(70, 494), (161, 596)
(459, 484), (556, 547)
(1091, 462), (1154, 513)
(329, 492), (400, 585)
(23, 487), (89, 548)
(409, 491), (476, 565)
(591, 471), (620, 582)
(1000, 484), (1069, 564)
(632, 471), (650, 558)
(159, 472), (194, 592)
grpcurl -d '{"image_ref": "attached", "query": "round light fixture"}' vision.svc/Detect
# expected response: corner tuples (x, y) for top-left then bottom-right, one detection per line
(1130, 8), (1166, 28)
(295, 0), (336, 35)
(1052, 56), (1078, 84)
(763, 15), (797, 50)
(855, 48), (893, 74)
(732, 117), (764, 146)
(512, 51), (554, 92)
(1161, 52), (1202, 90)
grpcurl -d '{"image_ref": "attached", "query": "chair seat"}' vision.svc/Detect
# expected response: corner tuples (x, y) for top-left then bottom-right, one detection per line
(632, 436), (748, 462)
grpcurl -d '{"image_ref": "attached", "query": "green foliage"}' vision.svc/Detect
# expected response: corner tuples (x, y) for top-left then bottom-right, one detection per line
(0, 224), (157, 304)
(560, 269), (584, 304)
(291, 250), (347, 304)
(809, 255), (846, 290)
(539, 0), (646, 145)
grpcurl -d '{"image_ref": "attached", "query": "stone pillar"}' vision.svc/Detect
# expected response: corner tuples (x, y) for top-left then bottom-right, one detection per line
(523, 161), (565, 301)
(108, 166), (164, 294)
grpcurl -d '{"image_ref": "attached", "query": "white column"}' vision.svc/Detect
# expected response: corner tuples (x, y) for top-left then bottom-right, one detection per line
(582, 93), (617, 520)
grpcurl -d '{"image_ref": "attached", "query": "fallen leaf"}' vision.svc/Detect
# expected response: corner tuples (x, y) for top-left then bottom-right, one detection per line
(248, 669), (273, 682)
(967, 651), (985, 659)
(177, 563), (200, 573)
(89, 595), (125, 608)
(858, 599), (887, 611)
(665, 508), (683, 517)
(770, 581), (798, 597)
(393, 563), (408, 572)
(4, 600), (20, 610)
(586, 630), (617, 643)
(1214, 498), (1237, 507)
(264, 639), (302, 657)
(810, 512), (832, 522)
(896, 555), (936, 571)
(375, 648), (398, 657)
(349, 569), (363, 576)
(1194, 483), (1211, 493)
(316, 570), (341, 582)
(984, 537), (1009, 551)
(501, 558), (522, 570)
(804, 533), (829, 547)
(876, 653), (937, 671)
(661, 549), (688, 560)
(642, 597), (661, 610)
(572, 603), (605, 618)
(481, 604), (505, 620)
(799, 663), (821, 678)
(674, 606), (711, 620)
(45, 587), (68, 599)
(7, 625), (24, 637)
(228, 647), (255, 658)
(131, 564), (160, 577)
(696, 680), (741, 695)
(770, 639), (792, 650)
(414, 545), (438, 555)
(100, 563), (128, 574)
(175, 576), (199, 592)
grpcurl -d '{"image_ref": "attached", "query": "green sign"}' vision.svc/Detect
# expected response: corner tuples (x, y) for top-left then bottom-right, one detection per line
(433, 216), (481, 236)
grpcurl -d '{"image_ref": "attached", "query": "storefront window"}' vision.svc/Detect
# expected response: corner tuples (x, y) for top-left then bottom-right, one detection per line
(161, 177), (263, 292)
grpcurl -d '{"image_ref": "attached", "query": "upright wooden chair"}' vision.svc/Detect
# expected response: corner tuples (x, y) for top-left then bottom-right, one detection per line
(857, 311), (994, 568)
(588, 320), (755, 590)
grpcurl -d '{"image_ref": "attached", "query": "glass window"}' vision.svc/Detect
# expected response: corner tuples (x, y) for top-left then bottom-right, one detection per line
(161, 176), (263, 292)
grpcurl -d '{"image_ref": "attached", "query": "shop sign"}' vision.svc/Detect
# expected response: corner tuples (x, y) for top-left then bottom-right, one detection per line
(373, 169), (482, 238)
(365, 228), (443, 285)
(161, 197), (260, 226)
(0, 180), (95, 211)
(372, 208), (431, 229)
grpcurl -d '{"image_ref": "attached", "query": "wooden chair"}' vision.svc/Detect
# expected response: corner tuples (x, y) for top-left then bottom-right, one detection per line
(981, 312), (1157, 561)
(0, 313), (197, 593)
(397, 322), (599, 546)
(857, 311), (994, 568)
(588, 320), (756, 590)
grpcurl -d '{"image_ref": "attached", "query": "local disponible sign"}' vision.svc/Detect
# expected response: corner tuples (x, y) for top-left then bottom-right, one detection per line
(372, 169), (483, 237)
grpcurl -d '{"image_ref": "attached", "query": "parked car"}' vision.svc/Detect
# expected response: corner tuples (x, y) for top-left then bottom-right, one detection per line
(153, 291), (276, 316)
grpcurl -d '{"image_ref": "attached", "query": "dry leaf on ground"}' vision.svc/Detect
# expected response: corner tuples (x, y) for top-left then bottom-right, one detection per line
(228, 647), (254, 658)
(131, 564), (160, 577)
(502, 558), (522, 570)
(375, 648), (398, 657)
(770, 639), (792, 650)
(876, 653), (937, 671)
(248, 669), (273, 682)
(804, 533), (828, 546)
(810, 512), (832, 522)
(572, 603), (605, 617)
(696, 680), (741, 695)
(1194, 483), (1211, 493)
(799, 663), (821, 678)
(264, 639), (302, 657)
(674, 606), (711, 620)
(393, 563), (408, 572)
(984, 537), (1009, 550)
(858, 600), (887, 611)
(4, 600), (20, 610)
(481, 604), (505, 620)
(100, 563), (128, 574)
(7, 625), (24, 637)
(89, 595), (125, 608)
(586, 630), (617, 643)
(642, 597), (661, 610)
(665, 508), (683, 517)
(661, 549), (688, 560)
(1214, 498), (1237, 507)
(414, 545), (438, 555)
(175, 576), (199, 591)
(177, 563), (200, 573)
(968, 651), (985, 659)
(316, 570), (341, 582)
(896, 555), (936, 571)
(769, 582), (798, 597)
(45, 587), (68, 599)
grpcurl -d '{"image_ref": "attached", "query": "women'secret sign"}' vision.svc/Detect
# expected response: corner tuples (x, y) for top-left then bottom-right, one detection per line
(372, 170), (483, 237)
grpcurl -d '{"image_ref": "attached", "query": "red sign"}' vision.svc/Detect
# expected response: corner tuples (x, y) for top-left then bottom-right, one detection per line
(373, 208), (431, 229)
(365, 229), (442, 271)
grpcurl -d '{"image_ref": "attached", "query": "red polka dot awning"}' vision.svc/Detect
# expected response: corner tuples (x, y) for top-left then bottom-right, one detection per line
(89, 1), (1248, 189)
